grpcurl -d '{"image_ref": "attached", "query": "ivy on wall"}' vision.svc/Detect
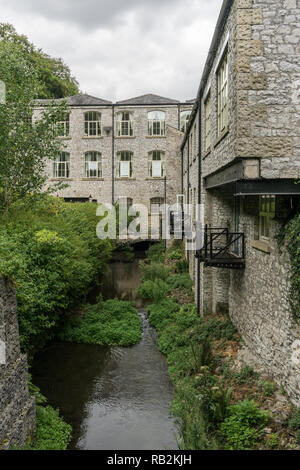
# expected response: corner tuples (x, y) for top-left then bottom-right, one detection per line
(285, 212), (300, 323)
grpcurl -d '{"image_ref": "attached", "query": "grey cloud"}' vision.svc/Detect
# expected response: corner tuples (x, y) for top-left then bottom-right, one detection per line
(3, 0), (183, 30)
(0, 0), (221, 100)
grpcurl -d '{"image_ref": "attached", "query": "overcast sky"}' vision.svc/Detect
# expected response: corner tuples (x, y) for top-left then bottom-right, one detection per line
(0, 0), (222, 102)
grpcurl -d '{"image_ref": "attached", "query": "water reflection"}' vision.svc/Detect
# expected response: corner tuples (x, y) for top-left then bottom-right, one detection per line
(32, 312), (178, 450)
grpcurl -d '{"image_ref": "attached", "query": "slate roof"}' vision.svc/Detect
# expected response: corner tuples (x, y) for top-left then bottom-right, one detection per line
(35, 94), (113, 106)
(116, 93), (180, 105)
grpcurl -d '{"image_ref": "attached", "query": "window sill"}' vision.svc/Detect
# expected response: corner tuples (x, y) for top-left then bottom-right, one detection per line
(50, 178), (73, 181)
(115, 136), (136, 139)
(146, 136), (166, 139)
(82, 136), (103, 140)
(115, 177), (136, 181)
(250, 239), (271, 254)
(213, 127), (229, 149)
(82, 178), (104, 181)
(145, 177), (165, 181)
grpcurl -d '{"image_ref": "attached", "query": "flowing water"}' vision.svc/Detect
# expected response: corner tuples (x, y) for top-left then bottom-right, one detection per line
(31, 253), (178, 450)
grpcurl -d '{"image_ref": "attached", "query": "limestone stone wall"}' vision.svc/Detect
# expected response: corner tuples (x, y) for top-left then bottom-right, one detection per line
(0, 277), (35, 449)
(230, 213), (300, 405)
(38, 103), (192, 211)
(181, 0), (300, 403)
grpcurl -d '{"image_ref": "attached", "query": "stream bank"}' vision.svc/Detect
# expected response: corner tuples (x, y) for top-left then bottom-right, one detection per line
(31, 243), (178, 450)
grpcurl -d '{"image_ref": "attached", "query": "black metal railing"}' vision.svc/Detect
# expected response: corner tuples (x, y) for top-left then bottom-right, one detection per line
(197, 226), (245, 264)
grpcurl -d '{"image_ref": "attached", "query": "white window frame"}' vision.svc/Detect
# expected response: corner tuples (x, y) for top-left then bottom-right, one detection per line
(56, 112), (70, 137)
(259, 195), (275, 241)
(148, 111), (166, 137)
(53, 152), (70, 178)
(217, 51), (228, 136)
(117, 151), (133, 178)
(85, 151), (102, 178)
(148, 151), (165, 178)
(180, 110), (191, 133)
(116, 111), (134, 137)
(84, 111), (101, 137)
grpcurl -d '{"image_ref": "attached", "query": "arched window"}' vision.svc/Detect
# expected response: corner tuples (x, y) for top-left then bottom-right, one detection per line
(180, 110), (191, 133)
(148, 111), (166, 136)
(53, 152), (70, 178)
(150, 197), (164, 216)
(84, 111), (101, 137)
(57, 112), (70, 137)
(117, 151), (133, 178)
(148, 151), (165, 178)
(116, 111), (134, 137)
(85, 151), (102, 178)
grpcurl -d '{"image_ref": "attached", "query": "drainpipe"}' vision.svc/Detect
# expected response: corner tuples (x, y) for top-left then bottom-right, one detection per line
(164, 176), (167, 251)
(197, 94), (203, 316)
(112, 104), (115, 206)
(178, 103), (181, 130)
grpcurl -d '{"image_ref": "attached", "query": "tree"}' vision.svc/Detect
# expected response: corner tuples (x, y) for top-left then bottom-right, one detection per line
(0, 40), (67, 211)
(0, 23), (79, 99)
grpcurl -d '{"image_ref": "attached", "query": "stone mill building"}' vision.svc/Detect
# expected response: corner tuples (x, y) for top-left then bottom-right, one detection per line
(1, 0), (300, 449)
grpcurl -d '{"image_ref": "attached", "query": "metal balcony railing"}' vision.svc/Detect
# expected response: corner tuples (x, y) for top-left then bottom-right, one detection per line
(196, 225), (245, 269)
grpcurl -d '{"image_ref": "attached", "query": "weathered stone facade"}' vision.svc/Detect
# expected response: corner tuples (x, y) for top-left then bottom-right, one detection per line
(182, 0), (300, 404)
(0, 277), (35, 449)
(36, 94), (192, 213)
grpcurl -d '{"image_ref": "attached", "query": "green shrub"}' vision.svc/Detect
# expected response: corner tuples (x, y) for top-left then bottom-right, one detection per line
(283, 212), (300, 322)
(259, 380), (277, 397)
(29, 406), (72, 450)
(220, 399), (271, 450)
(137, 279), (170, 303)
(148, 299), (179, 330)
(175, 259), (189, 273)
(171, 384), (217, 450)
(141, 262), (169, 281)
(167, 273), (193, 290)
(0, 196), (113, 353)
(235, 365), (259, 385)
(59, 299), (142, 347)
(289, 407), (300, 432)
(27, 376), (72, 450)
(174, 304), (198, 329)
(168, 249), (182, 260)
(146, 242), (165, 262)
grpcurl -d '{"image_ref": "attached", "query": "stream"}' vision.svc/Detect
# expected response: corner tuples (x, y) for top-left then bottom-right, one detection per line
(31, 252), (178, 450)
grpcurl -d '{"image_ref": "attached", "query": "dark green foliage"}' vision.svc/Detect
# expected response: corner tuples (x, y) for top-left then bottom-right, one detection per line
(284, 212), (300, 322)
(168, 249), (183, 260)
(220, 399), (271, 450)
(192, 317), (237, 341)
(0, 196), (114, 352)
(167, 273), (193, 291)
(289, 407), (300, 435)
(141, 262), (169, 281)
(146, 242), (165, 262)
(148, 299), (180, 330)
(171, 383), (217, 450)
(59, 299), (142, 347)
(0, 23), (79, 99)
(234, 366), (259, 385)
(137, 279), (170, 303)
(175, 259), (189, 274)
(27, 376), (72, 450)
(29, 406), (72, 451)
(259, 380), (277, 397)
(0, 40), (69, 211)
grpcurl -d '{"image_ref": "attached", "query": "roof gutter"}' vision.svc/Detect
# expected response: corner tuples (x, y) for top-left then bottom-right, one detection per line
(181, 0), (234, 150)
